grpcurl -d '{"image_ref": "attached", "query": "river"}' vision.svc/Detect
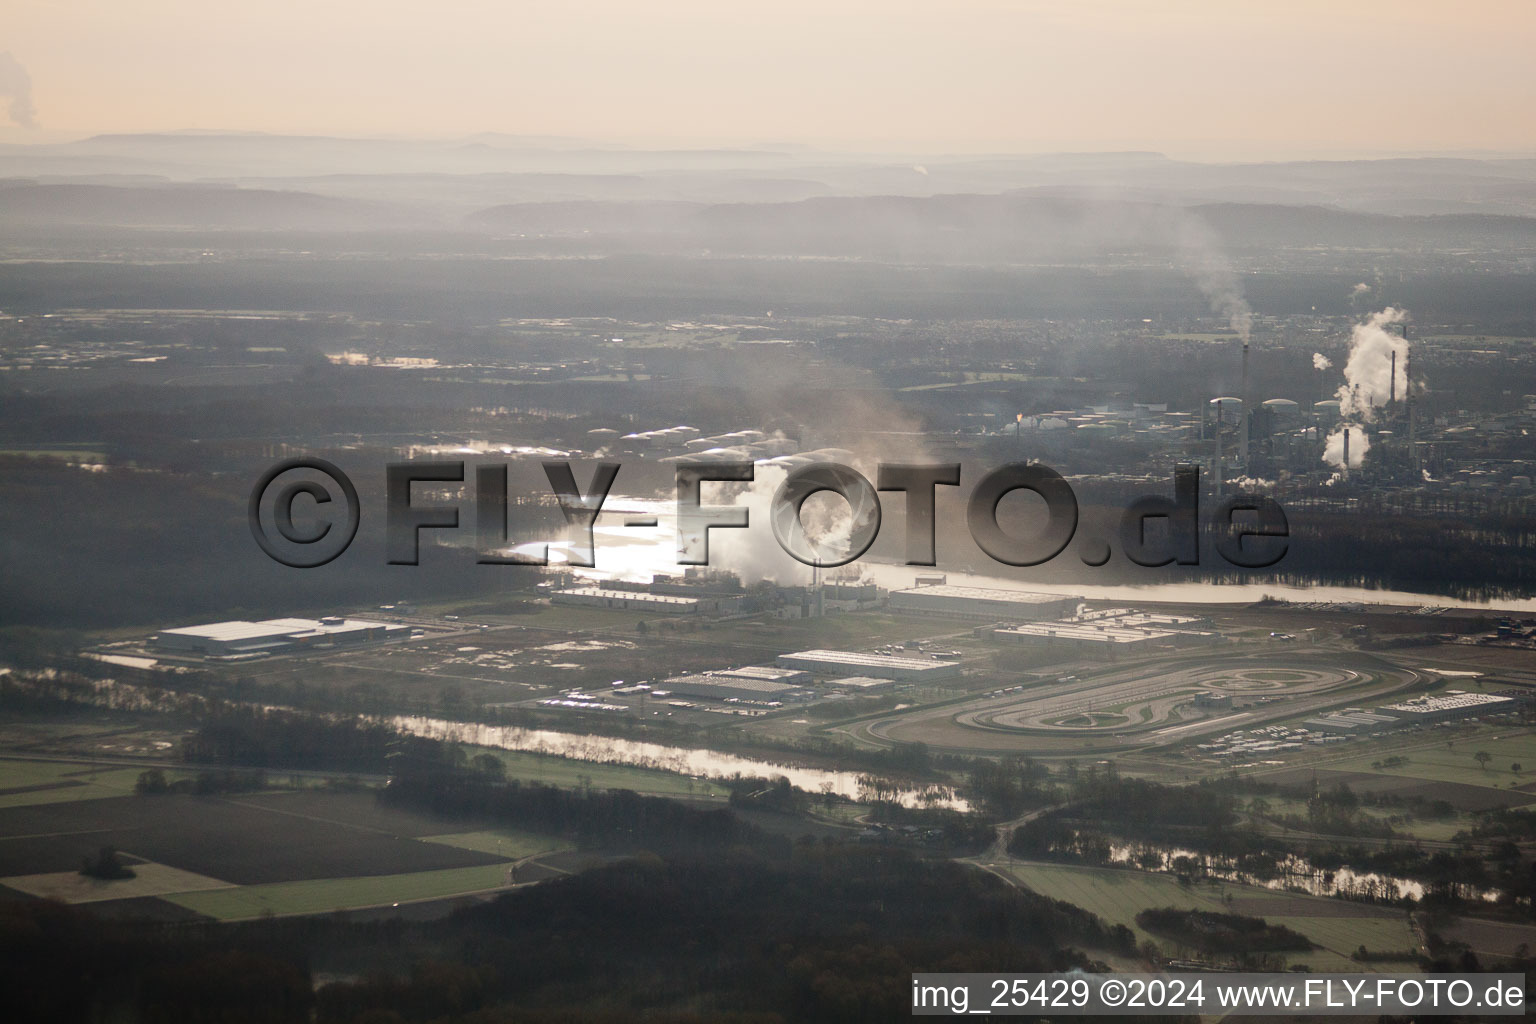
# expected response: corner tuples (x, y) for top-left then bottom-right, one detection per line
(517, 494), (1536, 613)
(391, 714), (970, 810)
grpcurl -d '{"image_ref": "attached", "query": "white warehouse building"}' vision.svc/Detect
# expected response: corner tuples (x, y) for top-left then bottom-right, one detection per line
(154, 617), (407, 657)
(776, 649), (961, 682)
(551, 587), (701, 614)
(888, 585), (1080, 621)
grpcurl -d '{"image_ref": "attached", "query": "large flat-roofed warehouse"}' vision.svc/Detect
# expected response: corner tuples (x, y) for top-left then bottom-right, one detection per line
(154, 616), (406, 657)
(828, 676), (896, 692)
(1303, 710), (1402, 735)
(1377, 690), (1516, 723)
(551, 586), (700, 614)
(888, 584), (1080, 621)
(662, 673), (813, 703)
(776, 649), (961, 681)
(992, 622), (1195, 651)
(1076, 608), (1215, 632)
(712, 665), (813, 687)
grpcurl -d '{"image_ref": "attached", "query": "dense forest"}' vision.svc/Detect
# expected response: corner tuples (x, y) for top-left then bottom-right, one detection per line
(0, 845), (1139, 1023)
(1134, 907), (1314, 956)
(1009, 774), (1536, 914)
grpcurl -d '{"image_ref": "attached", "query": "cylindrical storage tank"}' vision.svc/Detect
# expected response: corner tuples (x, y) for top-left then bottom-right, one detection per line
(1262, 398), (1300, 423)
(1208, 396), (1244, 425)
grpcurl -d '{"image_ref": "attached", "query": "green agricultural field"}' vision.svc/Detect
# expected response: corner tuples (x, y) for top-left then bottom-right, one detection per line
(2, 861), (233, 904)
(163, 862), (516, 921)
(993, 860), (1205, 942)
(1271, 915), (1418, 958)
(1245, 794), (1466, 842)
(0, 759), (152, 809)
(1322, 732), (1536, 793)
(418, 829), (568, 860)
(988, 860), (1418, 970)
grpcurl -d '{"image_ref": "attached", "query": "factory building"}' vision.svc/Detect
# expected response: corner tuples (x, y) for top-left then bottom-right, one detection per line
(154, 617), (407, 657)
(888, 584), (1081, 621)
(992, 622), (1180, 651)
(827, 676), (897, 693)
(713, 665), (813, 687)
(551, 587), (700, 614)
(776, 649), (962, 681)
(1071, 608), (1218, 643)
(1077, 608), (1214, 630)
(661, 673), (814, 703)
(824, 580), (880, 603)
(1302, 710), (1402, 735)
(1377, 690), (1516, 723)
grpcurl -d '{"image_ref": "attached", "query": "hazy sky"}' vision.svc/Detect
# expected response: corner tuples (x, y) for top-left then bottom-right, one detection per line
(4, 0), (1534, 156)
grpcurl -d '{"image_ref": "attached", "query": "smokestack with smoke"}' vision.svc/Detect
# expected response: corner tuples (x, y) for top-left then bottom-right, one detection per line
(1240, 340), (1250, 466)
(1323, 425), (1367, 472)
(1335, 307), (1409, 421)
(0, 52), (37, 128)
(1319, 307), (1415, 476)
(1175, 217), (1252, 343)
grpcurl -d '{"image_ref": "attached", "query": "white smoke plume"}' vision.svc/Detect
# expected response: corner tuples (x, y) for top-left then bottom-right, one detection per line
(710, 462), (860, 584)
(1350, 282), (1372, 300)
(1312, 353), (1332, 371)
(1025, 198), (1252, 342)
(1175, 216), (1252, 342)
(1322, 425), (1368, 470)
(1335, 307), (1408, 421)
(0, 52), (37, 128)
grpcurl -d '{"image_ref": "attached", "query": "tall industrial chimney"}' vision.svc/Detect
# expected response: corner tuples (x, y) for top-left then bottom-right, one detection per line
(1240, 340), (1250, 466)
(1213, 399), (1224, 497)
(1406, 347), (1413, 440)
(1342, 427), (1351, 479)
(1389, 350), (1397, 405)
(1404, 327), (1418, 473)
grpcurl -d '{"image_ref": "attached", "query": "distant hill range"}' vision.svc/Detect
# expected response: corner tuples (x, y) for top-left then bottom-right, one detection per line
(2, 177), (1533, 259)
(464, 193), (1536, 257)
(1, 133), (1535, 216)
(0, 181), (416, 230)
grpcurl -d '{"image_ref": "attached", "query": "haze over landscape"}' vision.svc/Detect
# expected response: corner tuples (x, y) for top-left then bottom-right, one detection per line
(4, 0), (1536, 155)
(1, 4), (1535, 1022)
